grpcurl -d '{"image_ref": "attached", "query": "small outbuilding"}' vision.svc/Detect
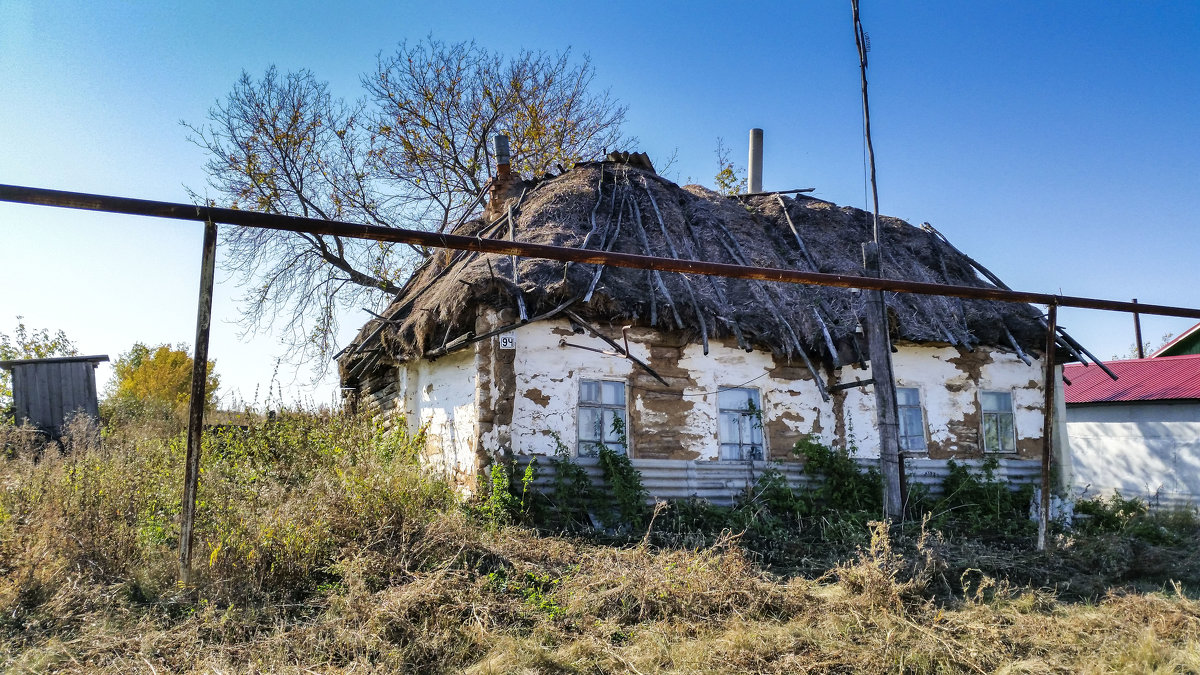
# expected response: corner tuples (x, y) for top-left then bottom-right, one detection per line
(0, 355), (108, 438)
(1063, 354), (1200, 507)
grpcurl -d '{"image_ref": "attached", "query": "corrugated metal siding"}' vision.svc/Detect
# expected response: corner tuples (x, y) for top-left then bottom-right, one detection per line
(518, 456), (1042, 507)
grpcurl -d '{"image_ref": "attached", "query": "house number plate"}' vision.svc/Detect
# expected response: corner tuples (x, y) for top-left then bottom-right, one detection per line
(498, 332), (516, 350)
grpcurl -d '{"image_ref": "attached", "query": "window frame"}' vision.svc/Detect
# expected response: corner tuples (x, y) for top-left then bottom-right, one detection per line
(576, 378), (629, 457)
(980, 390), (1017, 454)
(895, 386), (928, 453)
(717, 386), (766, 461)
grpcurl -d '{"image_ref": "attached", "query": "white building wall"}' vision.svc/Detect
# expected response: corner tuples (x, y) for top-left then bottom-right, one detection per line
(838, 344), (1044, 458)
(673, 338), (831, 460)
(509, 320), (635, 456)
(1065, 401), (1200, 507)
(384, 320), (1051, 488)
(407, 350), (479, 482)
(505, 320), (836, 460)
(501, 322), (1044, 462)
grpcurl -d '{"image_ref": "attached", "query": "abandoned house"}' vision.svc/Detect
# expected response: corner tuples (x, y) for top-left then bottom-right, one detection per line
(338, 151), (1071, 500)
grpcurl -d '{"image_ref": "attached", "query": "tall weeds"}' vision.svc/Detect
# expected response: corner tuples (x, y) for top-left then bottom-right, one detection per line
(2, 413), (1200, 673)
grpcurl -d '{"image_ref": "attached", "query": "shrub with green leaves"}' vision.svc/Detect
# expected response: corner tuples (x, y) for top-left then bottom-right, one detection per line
(544, 431), (594, 531)
(929, 458), (1034, 538)
(794, 434), (882, 515)
(597, 443), (648, 530)
(1073, 492), (1198, 546)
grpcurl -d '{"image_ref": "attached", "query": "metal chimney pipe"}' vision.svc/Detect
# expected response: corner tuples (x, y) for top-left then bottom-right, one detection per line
(748, 128), (763, 194)
(493, 133), (511, 179)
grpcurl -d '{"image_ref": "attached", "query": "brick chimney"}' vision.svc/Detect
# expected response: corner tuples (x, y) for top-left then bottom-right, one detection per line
(485, 133), (522, 221)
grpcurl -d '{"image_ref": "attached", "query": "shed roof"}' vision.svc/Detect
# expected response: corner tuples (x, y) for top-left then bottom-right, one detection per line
(0, 355), (109, 369)
(1064, 354), (1200, 403)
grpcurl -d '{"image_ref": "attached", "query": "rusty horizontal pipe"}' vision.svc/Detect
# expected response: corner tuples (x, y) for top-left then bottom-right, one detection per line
(731, 187), (816, 198)
(4, 183), (1200, 321)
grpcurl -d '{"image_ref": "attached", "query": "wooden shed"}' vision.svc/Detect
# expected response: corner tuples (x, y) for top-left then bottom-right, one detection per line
(0, 355), (109, 438)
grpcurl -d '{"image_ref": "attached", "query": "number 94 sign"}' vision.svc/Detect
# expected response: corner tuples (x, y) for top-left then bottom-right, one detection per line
(498, 332), (516, 350)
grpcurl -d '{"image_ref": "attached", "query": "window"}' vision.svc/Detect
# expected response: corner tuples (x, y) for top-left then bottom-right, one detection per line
(981, 391), (1016, 453)
(718, 387), (764, 461)
(896, 387), (927, 452)
(578, 379), (627, 456)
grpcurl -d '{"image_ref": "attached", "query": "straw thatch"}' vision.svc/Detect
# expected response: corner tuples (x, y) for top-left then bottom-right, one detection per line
(340, 160), (1048, 378)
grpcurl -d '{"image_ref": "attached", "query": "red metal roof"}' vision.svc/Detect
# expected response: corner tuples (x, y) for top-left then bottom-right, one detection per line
(1064, 354), (1200, 403)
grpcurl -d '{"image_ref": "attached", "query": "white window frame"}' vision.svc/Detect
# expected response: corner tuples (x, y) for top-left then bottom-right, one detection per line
(980, 390), (1016, 454)
(896, 386), (927, 453)
(577, 378), (628, 457)
(717, 387), (765, 461)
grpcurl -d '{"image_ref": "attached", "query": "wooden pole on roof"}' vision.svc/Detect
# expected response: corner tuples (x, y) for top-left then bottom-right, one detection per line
(179, 219), (217, 585)
(1038, 302), (1059, 551)
(852, 0), (904, 520)
(1133, 298), (1145, 358)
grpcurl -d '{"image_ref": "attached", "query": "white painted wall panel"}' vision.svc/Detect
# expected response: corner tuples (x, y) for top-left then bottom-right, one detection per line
(410, 350), (478, 480)
(506, 320), (836, 460)
(387, 317), (1053, 495)
(509, 320), (634, 456)
(1066, 402), (1200, 507)
(836, 344), (1043, 458)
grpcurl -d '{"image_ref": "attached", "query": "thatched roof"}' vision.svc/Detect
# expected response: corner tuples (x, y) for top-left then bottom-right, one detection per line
(340, 160), (1053, 382)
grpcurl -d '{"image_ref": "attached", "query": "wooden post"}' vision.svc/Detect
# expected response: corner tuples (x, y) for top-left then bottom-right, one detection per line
(853, 0), (903, 521)
(1133, 298), (1144, 358)
(1038, 302), (1058, 551)
(863, 244), (904, 520)
(179, 220), (217, 585)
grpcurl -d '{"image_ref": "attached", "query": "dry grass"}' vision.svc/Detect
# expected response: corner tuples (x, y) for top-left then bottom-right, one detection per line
(3, 415), (1200, 673)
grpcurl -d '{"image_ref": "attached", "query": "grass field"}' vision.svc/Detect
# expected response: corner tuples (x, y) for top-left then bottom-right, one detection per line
(2, 412), (1198, 673)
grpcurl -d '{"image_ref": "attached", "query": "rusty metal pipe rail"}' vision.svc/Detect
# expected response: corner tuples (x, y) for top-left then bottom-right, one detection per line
(4, 183), (1200, 320)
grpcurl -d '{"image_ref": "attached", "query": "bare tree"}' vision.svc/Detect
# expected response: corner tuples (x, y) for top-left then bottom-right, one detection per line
(186, 38), (629, 367)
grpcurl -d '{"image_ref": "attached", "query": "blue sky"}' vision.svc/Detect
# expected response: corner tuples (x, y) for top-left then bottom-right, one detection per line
(1, 1), (1197, 405)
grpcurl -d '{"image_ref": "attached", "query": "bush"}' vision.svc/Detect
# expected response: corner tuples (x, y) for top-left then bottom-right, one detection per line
(929, 458), (1034, 538)
(597, 443), (648, 530)
(793, 434), (882, 515)
(1073, 493), (1199, 546)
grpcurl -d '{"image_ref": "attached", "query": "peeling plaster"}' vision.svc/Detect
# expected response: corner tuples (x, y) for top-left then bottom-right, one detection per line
(365, 318), (1051, 491)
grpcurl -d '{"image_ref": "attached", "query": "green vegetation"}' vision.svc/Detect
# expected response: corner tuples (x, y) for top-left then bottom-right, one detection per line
(102, 343), (220, 431)
(923, 457), (1036, 537)
(712, 137), (747, 196)
(2, 413), (1199, 672)
(0, 317), (79, 416)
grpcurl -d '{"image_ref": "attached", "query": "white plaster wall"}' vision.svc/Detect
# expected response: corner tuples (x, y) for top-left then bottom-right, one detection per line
(839, 375), (881, 457)
(838, 344), (1045, 458)
(978, 349), (1047, 447)
(433, 317), (1048, 467)
(408, 350), (478, 480)
(1065, 402), (1200, 506)
(507, 320), (833, 460)
(509, 320), (634, 456)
